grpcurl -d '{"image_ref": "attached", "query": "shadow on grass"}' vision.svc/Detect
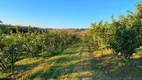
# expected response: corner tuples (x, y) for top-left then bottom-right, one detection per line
(131, 57), (142, 65)
(0, 78), (12, 80)
(90, 51), (142, 80)
(62, 51), (79, 55)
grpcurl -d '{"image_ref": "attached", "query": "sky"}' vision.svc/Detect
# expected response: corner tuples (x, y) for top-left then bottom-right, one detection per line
(0, 0), (141, 28)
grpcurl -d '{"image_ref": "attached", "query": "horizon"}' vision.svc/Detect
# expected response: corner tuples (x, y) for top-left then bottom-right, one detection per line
(0, 0), (140, 28)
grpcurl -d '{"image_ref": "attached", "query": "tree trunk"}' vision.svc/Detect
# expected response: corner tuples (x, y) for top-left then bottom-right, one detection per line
(11, 53), (14, 75)
(0, 59), (6, 69)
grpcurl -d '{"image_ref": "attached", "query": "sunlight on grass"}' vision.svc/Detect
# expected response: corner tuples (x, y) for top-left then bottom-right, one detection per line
(57, 59), (80, 66)
(58, 73), (78, 80)
(0, 73), (10, 78)
(47, 54), (69, 61)
(92, 49), (113, 58)
(19, 61), (55, 80)
(133, 48), (142, 58)
(15, 57), (43, 66)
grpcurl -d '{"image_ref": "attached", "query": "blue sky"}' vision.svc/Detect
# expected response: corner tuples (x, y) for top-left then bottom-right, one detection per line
(0, 0), (140, 28)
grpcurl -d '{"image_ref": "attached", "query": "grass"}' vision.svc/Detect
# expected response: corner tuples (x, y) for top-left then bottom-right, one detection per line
(0, 44), (142, 80)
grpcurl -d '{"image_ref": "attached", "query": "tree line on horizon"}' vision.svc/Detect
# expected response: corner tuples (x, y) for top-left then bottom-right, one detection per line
(0, 23), (87, 34)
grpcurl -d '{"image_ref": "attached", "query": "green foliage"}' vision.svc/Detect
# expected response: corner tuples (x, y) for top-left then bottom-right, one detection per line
(109, 25), (137, 59)
(0, 30), (80, 72)
(0, 34), (25, 73)
(87, 21), (112, 50)
(109, 3), (142, 59)
(87, 3), (142, 59)
(0, 29), (2, 35)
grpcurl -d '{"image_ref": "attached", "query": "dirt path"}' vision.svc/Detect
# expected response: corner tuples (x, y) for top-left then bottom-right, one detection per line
(74, 43), (114, 80)
(74, 43), (93, 80)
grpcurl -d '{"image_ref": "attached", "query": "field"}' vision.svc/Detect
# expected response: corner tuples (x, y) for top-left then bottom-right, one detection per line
(1, 43), (142, 80)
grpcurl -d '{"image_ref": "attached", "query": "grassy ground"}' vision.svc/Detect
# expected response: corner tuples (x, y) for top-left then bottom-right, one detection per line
(0, 43), (142, 80)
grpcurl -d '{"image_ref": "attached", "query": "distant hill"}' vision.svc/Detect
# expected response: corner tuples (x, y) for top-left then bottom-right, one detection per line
(0, 24), (87, 34)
